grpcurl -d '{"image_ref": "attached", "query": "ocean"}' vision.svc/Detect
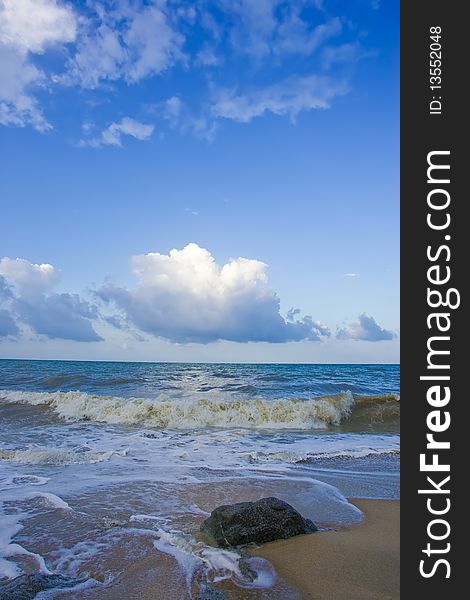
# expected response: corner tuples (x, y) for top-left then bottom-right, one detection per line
(0, 360), (399, 597)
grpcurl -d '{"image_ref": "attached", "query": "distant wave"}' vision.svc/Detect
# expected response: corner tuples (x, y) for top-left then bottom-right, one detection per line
(41, 374), (88, 387)
(40, 374), (141, 388)
(0, 389), (399, 430)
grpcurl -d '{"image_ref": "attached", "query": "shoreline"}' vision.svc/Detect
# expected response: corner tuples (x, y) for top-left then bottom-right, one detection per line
(1, 497), (400, 599)
(254, 498), (400, 599)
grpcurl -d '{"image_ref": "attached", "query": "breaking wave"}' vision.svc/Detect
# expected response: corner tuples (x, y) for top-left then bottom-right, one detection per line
(0, 389), (399, 430)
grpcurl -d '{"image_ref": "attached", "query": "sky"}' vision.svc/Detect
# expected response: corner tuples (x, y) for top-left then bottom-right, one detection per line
(0, 0), (399, 363)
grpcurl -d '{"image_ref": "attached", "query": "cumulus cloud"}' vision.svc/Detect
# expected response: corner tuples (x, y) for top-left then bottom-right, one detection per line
(0, 276), (19, 337)
(0, 257), (102, 342)
(286, 307), (301, 321)
(336, 313), (395, 342)
(15, 293), (101, 342)
(0, 0), (77, 130)
(0, 308), (19, 337)
(0, 253), (396, 349)
(0, 257), (59, 296)
(98, 243), (330, 344)
(212, 75), (348, 123)
(83, 117), (154, 147)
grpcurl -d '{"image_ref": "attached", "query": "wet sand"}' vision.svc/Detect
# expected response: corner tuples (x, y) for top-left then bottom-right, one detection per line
(48, 498), (399, 599)
(254, 498), (400, 600)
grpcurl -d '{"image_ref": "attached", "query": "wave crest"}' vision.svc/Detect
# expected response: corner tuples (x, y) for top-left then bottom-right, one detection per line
(0, 390), (399, 430)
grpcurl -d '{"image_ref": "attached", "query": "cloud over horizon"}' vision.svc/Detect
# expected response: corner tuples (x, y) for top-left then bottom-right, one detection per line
(1, 251), (397, 348)
(0, 257), (102, 341)
(336, 313), (396, 342)
(98, 243), (331, 344)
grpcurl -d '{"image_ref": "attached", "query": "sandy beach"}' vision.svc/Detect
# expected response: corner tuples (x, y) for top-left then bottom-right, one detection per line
(255, 498), (400, 600)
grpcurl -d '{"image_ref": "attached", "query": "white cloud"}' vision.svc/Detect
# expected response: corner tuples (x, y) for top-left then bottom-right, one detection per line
(0, 1), (365, 138)
(0, 276), (19, 337)
(1, 1), (184, 132)
(0, 0), (77, 130)
(0, 257), (59, 297)
(0, 258), (102, 342)
(65, 1), (184, 88)
(159, 95), (218, 141)
(15, 292), (102, 342)
(219, 0), (277, 59)
(322, 42), (374, 71)
(212, 74), (348, 123)
(275, 16), (342, 57)
(84, 117), (154, 147)
(98, 243), (330, 344)
(336, 313), (395, 342)
(0, 308), (18, 337)
(0, 45), (49, 131)
(62, 22), (126, 89)
(162, 95), (184, 123)
(121, 2), (184, 83)
(0, 0), (76, 54)
(213, 1), (341, 59)
(195, 43), (222, 66)
(344, 272), (358, 277)
(0, 254), (397, 350)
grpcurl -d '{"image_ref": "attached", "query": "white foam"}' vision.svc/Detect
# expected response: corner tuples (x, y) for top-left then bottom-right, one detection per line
(0, 389), (357, 430)
(130, 513), (164, 522)
(1, 491), (71, 510)
(0, 556), (21, 579)
(0, 488), (71, 579)
(0, 448), (127, 466)
(0, 512), (52, 580)
(152, 526), (277, 590)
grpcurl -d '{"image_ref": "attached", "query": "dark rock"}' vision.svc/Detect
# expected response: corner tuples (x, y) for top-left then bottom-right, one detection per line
(0, 573), (86, 600)
(194, 583), (228, 600)
(200, 496), (317, 548)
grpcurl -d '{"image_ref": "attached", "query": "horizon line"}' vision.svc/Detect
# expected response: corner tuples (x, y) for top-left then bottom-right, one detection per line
(0, 357), (400, 366)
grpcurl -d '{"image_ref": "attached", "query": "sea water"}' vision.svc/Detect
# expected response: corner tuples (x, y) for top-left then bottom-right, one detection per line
(0, 360), (399, 596)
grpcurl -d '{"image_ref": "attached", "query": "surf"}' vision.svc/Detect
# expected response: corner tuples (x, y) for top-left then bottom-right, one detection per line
(0, 390), (399, 430)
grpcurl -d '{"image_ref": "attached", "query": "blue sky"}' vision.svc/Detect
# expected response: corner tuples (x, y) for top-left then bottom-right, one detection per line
(0, 0), (399, 363)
